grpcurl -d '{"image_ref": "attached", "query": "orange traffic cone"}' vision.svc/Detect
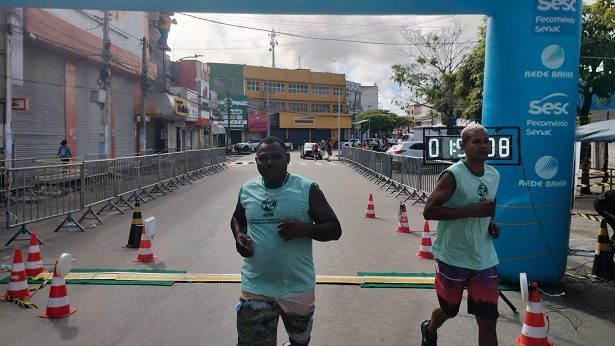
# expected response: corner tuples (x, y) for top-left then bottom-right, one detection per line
(364, 194), (376, 219)
(40, 263), (77, 319)
(7, 248), (31, 299)
(135, 224), (156, 262)
(517, 282), (553, 346)
(396, 203), (411, 233)
(25, 233), (45, 277)
(416, 221), (434, 259)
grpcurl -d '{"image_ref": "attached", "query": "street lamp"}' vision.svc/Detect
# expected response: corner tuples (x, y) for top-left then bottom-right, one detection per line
(175, 54), (203, 62)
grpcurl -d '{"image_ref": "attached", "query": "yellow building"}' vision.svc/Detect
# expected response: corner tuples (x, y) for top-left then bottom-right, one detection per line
(243, 65), (352, 145)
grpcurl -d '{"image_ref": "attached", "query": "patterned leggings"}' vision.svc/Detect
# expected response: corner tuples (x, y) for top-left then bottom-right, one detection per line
(236, 290), (315, 346)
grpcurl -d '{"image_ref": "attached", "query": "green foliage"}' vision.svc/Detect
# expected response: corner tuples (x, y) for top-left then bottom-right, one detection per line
(356, 109), (413, 138)
(454, 20), (486, 123)
(391, 20), (473, 124)
(578, 0), (615, 125)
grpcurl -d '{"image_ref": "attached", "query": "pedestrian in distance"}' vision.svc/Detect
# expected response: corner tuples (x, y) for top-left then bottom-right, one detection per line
(311, 142), (319, 161)
(420, 123), (501, 346)
(57, 140), (72, 173)
(325, 138), (333, 161)
(57, 140), (72, 162)
(231, 136), (342, 346)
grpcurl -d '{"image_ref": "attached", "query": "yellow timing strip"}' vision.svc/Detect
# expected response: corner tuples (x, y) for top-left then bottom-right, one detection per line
(576, 182), (613, 187)
(30, 272), (436, 285)
(571, 211), (602, 222)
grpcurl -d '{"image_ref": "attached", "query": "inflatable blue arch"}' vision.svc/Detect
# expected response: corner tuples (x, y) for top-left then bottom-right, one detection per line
(5, 0), (583, 284)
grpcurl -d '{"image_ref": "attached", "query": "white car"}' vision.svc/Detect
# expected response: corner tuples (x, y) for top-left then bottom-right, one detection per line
(233, 139), (261, 152)
(300, 143), (323, 160)
(386, 141), (424, 158)
(340, 139), (361, 147)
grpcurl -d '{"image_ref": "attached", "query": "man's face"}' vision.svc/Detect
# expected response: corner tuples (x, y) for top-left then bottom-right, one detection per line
(461, 131), (491, 161)
(255, 142), (289, 182)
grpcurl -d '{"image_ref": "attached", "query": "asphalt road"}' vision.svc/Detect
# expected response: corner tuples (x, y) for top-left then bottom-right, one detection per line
(1, 151), (613, 345)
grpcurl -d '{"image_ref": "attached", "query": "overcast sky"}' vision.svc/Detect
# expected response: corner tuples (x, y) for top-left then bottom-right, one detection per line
(168, 13), (483, 115)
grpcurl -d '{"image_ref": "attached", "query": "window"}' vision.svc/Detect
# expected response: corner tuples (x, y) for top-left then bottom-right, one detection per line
(266, 101), (285, 112)
(246, 80), (260, 91)
(333, 87), (343, 96)
(214, 78), (238, 90)
(332, 104), (343, 113)
(288, 102), (308, 112)
(311, 85), (329, 95)
(311, 103), (329, 112)
(264, 81), (285, 93)
(288, 84), (308, 94)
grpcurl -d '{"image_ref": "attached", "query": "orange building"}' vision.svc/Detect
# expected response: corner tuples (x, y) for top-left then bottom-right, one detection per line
(243, 66), (352, 146)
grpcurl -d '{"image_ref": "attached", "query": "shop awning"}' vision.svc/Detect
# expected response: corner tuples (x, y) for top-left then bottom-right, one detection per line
(141, 93), (189, 121)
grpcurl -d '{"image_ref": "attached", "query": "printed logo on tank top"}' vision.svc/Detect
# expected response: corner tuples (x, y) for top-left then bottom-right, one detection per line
(261, 198), (277, 217)
(477, 183), (488, 198)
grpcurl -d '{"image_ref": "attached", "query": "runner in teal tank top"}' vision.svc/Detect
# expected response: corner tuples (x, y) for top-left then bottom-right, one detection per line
(231, 136), (342, 346)
(420, 123), (501, 346)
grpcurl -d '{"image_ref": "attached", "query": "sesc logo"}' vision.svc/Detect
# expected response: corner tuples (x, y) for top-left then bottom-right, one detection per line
(528, 93), (570, 115)
(536, 0), (577, 12)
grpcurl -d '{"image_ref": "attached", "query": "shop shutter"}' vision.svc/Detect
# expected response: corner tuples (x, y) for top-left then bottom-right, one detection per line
(75, 61), (102, 157)
(113, 74), (136, 157)
(11, 44), (65, 159)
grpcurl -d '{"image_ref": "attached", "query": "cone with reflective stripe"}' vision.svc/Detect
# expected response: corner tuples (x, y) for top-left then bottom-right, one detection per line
(364, 194), (376, 219)
(126, 200), (143, 248)
(7, 248), (31, 299)
(516, 282), (552, 346)
(591, 219), (615, 281)
(396, 203), (411, 233)
(25, 233), (44, 277)
(135, 224), (156, 262)
(416, 221), (434, 259)
(40, 262), (76, 318)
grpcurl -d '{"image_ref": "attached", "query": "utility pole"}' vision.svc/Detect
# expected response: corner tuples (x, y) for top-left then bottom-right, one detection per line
(337, 91), (341, 160)
(268, 29), (278, 68)
(2, 11), (13, 169)
(225, 91), (232, 149)
(100, 11), (111, 156)
(139, 37), (148, 154)
(265, 80), (270, 137)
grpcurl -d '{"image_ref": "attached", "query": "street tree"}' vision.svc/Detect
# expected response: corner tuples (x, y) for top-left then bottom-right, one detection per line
(356, 109), (413, 139)
(391, 19), (473, 126)
(454, 20), (486, 123)
(578, 0), (615, 194)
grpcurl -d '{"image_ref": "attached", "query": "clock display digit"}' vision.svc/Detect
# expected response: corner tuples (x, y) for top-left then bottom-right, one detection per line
(488, 138), (495, 157)
(499, 137), (510, 158)
(428, 138), (439, 158)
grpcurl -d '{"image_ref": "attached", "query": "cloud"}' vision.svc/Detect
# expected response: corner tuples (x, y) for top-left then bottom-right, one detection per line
(168, 13), (483, 115)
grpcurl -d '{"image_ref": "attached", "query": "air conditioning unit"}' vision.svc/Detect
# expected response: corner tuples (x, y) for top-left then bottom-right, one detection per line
(89, 89), (107, 104)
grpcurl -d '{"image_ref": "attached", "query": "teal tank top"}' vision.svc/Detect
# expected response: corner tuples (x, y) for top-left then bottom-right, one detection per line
(431, 160), (500, 270)
(239, 173), (316, 298)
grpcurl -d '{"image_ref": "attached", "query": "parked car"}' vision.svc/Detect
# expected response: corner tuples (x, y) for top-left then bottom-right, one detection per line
(340, 139), (361, 147)
(233, 139), (261, 152)
(300, 142), (323, 160)
(386, 141), (424, 158)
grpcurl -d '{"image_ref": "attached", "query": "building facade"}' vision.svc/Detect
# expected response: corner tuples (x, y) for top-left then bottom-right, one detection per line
(3, 9), (157, 159)
(360, 85), (378, 113)
(244, 65), (352, 147)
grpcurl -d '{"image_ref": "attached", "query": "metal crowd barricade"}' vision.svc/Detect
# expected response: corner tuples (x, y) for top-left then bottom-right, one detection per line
(81, 158), (117, 221)
(340, 146), (452, 204)
(3, 148), (227, 246)
(5, 162), (84, 245)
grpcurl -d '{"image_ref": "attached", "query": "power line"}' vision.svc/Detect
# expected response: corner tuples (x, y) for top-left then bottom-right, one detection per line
(178, 12), (476, 46)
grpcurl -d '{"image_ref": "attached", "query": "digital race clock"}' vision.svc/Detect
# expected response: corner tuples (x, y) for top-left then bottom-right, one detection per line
(423, 126), (520, 165)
